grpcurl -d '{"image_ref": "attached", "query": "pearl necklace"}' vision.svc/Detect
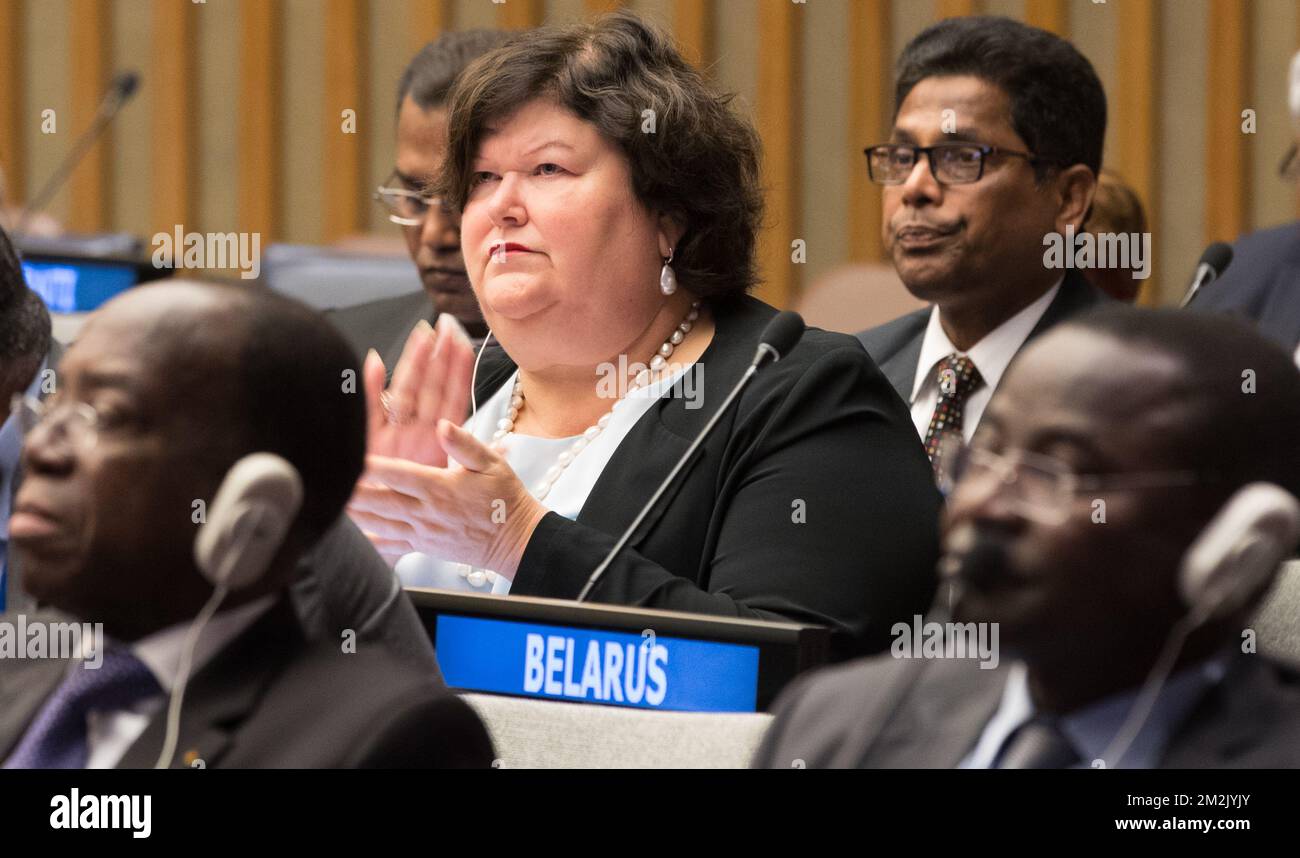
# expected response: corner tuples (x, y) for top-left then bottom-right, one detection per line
(494, 299), (701, 501)
(455, 301), (701, 589)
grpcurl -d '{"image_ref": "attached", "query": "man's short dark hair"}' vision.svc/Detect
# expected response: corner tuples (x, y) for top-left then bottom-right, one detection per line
(1065, 306), (1300, 503)
(894, 16), (1107, 178)
(396, 29), (511, 116)
(207, 285), (367, 544)
(0, 226), (51, 368)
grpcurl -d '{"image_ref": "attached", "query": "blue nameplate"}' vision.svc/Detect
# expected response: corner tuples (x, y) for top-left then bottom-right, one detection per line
(436, 614), (760, 712)
(23, 260), (138, 313)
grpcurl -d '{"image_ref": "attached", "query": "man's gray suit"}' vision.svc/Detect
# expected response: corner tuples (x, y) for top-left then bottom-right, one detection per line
(753, 652), (1300, 768)
(856, 270), (1109, 402)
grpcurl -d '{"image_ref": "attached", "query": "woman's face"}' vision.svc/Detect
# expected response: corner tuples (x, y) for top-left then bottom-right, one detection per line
(460, 98), (674, 370)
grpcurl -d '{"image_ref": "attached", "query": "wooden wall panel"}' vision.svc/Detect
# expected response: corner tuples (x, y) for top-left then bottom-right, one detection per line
(1024, 0), (1068, 35)
(849, 0), (890, 263)
(238, 0), (280, 239)
(322, 0), (368, 242)
(674, 0), (713, 70)
(1205, 0), (1250, 245)
(499, 0), (545, 29)
(754, 0), (802, 308)
(1115, 0), (1159, 293)
(410, 0), (453, 52)
(585, 0), (624, 15)
(0, 0), (24, 206)
(934, 0), (981, 19)
(151, 0), (196, 235)
(67, 0), (110, 233)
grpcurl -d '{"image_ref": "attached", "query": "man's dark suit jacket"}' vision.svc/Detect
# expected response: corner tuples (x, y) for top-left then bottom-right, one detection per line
(1195, 221), (1300, 351)
(856, 270), (1109, 402)
(0, 599), (493, 768)
(753, 651), (1300, 768)
(473, 293), (942, 660)
(325, 290), (431, 373)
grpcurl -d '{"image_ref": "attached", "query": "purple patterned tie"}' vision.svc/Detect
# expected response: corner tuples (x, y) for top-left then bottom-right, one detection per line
(3, 647), (161, 769)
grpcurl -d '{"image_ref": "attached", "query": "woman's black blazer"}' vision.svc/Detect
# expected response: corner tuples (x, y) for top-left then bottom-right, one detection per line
(473, 294), (941, 660)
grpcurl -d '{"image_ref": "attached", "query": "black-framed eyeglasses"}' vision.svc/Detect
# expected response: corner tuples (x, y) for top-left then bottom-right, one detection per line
(864, 143), (1044, 186)
(943, 442), (1205, 526)
(374, 174), (454, 226)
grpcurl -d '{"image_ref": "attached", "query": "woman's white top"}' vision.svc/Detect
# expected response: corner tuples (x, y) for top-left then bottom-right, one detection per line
(394, 362), (692, 595)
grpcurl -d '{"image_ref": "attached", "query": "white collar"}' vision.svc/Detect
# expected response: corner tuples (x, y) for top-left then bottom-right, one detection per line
(910, 279), (1063, 404)
(130, 595), (277, 693)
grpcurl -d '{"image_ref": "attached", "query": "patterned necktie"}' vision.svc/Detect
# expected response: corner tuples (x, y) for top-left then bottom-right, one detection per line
(923, 353), (983, 482)
(995, 717), (1080, 769)
(3, 647), (161, 769)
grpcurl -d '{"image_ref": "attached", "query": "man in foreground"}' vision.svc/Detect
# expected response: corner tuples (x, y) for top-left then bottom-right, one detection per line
(757, 308), (1300, 768)
(1, 281), (492, 767)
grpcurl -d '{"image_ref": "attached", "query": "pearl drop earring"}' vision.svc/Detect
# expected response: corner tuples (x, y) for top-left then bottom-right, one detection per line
(659, 249), (678, 296)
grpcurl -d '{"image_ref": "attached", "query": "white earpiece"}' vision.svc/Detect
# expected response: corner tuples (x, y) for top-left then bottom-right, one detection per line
(1178, 482), (1300, 621)
(194, 453), (303, 591)
(469, 328), (495, 422)
(158, 452), (302, 769)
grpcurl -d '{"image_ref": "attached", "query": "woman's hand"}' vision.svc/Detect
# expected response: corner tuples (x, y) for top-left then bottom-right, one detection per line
(348, 420), (550, 577)
(364, 314), (477, 467)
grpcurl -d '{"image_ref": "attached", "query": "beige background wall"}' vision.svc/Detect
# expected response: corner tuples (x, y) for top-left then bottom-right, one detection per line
(1, 0), (1297, 308)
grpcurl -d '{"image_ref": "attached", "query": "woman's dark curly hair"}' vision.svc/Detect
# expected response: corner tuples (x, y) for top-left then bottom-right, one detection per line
(434, 11), (765, 301)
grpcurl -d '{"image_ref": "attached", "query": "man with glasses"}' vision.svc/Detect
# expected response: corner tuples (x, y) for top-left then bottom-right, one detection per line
(1, 281), (493, 768)
(755, 307), (1300, 768)
(330, 30), (507, 368)
(857, 17), (1109, 482)
(0, 226), (57, 614)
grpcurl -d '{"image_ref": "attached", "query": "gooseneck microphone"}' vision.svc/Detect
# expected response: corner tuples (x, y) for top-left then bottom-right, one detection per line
(14, 71), (141, 234)
(575, 311), (806, 603)
(1179, 242), (1234, 307)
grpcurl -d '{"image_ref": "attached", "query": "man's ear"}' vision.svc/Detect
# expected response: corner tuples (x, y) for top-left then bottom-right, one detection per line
(1053, 165), (1097, 234)
(656, 212), (687, 259)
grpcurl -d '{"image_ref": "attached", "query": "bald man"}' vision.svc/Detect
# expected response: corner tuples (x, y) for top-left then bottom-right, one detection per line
(1, 282), (491, 768)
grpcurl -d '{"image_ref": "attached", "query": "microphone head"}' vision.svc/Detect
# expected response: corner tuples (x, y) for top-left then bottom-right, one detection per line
(112, 71), (141, 102)
(1289, 50), (1300, 133)
(759, 311), (806, 362)
(1199, 242), (1234, 280)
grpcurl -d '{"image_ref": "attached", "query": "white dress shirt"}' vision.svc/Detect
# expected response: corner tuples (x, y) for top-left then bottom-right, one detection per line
(82, 595), (276, 769)
(395, 360), (695, 595)
(909, 281), (1062, 442)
